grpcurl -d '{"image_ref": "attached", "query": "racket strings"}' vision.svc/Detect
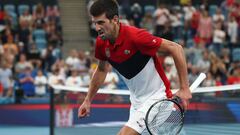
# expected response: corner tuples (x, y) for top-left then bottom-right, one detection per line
(146, 101), (183, 135)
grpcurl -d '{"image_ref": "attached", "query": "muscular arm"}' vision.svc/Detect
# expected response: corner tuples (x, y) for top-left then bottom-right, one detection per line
(159, 39), (189, 89)
(84, 60), (108, 102)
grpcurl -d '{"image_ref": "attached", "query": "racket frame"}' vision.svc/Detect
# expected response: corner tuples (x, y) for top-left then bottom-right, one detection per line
(144, 97), (185, 135)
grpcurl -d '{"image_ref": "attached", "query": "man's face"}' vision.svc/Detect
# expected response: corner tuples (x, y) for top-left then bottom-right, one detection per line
(92, 13), (118, 40)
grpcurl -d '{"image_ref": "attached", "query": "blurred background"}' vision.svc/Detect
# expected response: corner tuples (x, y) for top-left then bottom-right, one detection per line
(0, 0), (239, 135)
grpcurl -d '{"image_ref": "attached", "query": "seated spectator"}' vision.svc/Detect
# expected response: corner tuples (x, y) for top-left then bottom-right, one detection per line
(102, 65), (119, 89)
(41, 44), (57, 72)
(76, 50), (91, 76)
(213, 7), (225, 23)
(27, 43), (41, 65)
(65, 50), (80, 71)
(51, 59), (67, 78)
(196, 49), (211, 73)
(48, 68), (65, 94)
(17, 20), (31, 52)
(34, 69), (47, 97)
(19, 9), (33, 27)
(18, 66), (35, 97)
(65, 69), (83, 87)
(15, 53), (33, 74)
(46, 5), (60, 21)
(3, 35), (18, 56)
(0, 62), (13, 97)
(33, 3), (45, 21)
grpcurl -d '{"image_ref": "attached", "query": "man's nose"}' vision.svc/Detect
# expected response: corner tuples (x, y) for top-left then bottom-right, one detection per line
(95, 24), (101, 31)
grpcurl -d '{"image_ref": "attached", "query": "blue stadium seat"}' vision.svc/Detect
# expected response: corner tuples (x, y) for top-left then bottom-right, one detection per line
(232, 48), (240, 62)
(144, 5), (155, 14)
(32, 29), (46, 40)
(209, 5), (217, 17)
(9, 12), (18, 26)
(4, 4), (15, 14)
(35, 38), (47, 50)
(18, 4), (30, 15)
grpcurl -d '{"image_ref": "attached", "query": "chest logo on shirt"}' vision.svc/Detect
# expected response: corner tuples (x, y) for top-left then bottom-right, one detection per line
(152, 39), (157, 43)
(105, 48), (110, 58)
(124, 50), (130, 55)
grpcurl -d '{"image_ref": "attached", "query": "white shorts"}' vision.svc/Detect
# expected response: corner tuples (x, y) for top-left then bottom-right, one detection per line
(125, 96), (167, 134)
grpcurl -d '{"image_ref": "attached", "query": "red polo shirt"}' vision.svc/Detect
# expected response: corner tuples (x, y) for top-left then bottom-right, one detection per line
(95, 23), (172, 103)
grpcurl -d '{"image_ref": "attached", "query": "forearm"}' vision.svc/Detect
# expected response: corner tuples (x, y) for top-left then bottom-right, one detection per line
(85, 70), (107, 102)
(159, 39), (189, 89)
(171, 44), (189, 89)
(84, 61), (108, 102)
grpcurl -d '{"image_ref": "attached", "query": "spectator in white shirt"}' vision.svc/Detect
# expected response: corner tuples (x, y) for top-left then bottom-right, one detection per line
(213, 8), (225, 23)
(66, 69), (84, 87)
(65, 50), (80, 70)
(103, 65), (119, 89)
(212, 22), (226, 56)
(34, 70), (47, 97)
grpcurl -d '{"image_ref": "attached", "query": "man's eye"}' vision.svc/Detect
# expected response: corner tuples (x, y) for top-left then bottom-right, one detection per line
(97, 21), (104, 25)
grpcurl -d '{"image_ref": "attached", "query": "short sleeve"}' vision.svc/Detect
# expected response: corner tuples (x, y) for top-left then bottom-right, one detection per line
(134, 29), (162, 56)
(95, 37), (107, 61)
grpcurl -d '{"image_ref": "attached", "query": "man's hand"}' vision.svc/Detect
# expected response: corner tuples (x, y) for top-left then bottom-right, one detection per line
(78, 99), (91, 118)
(175, 88), (192, 110)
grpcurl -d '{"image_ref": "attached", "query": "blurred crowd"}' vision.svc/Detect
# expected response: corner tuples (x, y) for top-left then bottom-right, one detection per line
(0, 0), (240, 104)
(0, 3), (63, 103)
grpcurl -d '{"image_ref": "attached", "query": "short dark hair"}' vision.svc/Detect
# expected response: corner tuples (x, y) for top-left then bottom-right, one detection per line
(90, 0), (119, 19)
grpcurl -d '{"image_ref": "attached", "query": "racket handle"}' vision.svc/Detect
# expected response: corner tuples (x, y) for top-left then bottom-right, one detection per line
(189, 73), (206, 92)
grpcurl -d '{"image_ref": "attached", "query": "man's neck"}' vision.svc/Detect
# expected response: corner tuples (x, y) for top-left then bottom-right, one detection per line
(109, 23), (120, 45)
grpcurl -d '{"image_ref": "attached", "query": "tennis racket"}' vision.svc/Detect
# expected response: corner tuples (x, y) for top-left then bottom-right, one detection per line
(144, 73), (206, 135)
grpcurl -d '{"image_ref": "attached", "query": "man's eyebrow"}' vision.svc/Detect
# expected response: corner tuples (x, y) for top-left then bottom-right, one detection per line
(92, 20), (105, 24)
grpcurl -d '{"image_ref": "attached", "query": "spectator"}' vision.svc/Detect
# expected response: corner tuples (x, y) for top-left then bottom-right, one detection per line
(19, 9), (33, 27)
(41, 44), (57, 72)
(211, 21), (226, 56)
(15, 53), (33, 74)
(0, 62), (13, 97)
(34, 69), (47, 97)
(169, 8), (183, 40)
(227, 15), (238, 52)
(33, 3), (45, 21)
(65, 69), (83, 87)
(46, 5), (60, 22)
(76, 50), (90, 76)
(129, 3), (142, 27)
(183, 1), (196, 22)
(65, 49), (79, 70)
(141, 13), (154, 34)
(196, 49), (211, 73)
(213, 7), (225, 23)
(197, 9), (212, 46)
(153, 4), (170, 37)
(103, 65), (119, 89)
(52, 59), (66, 76)
(3, 35), (18, 56)
(18, 66), (35, 97)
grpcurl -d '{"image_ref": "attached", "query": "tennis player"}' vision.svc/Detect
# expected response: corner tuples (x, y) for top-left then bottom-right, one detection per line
(78, 0), (192, 134)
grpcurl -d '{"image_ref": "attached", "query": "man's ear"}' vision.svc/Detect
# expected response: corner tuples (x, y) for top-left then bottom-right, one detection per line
(113, 15), (119, 23)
